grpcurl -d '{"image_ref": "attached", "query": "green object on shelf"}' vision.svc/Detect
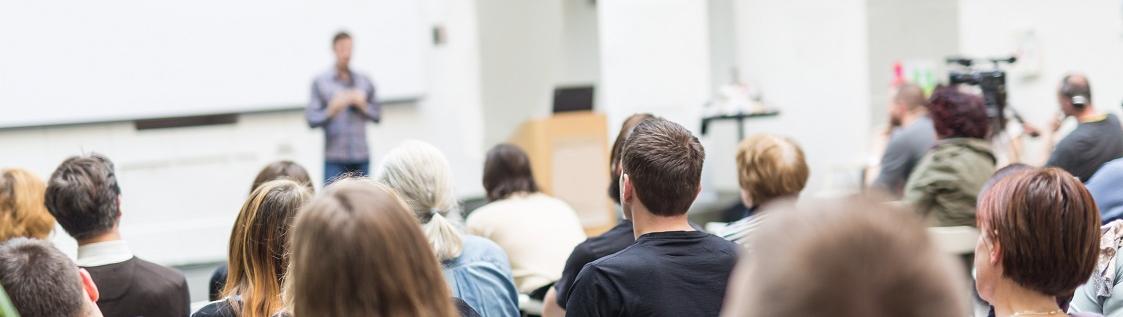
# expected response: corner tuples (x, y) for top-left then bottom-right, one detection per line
(0, 285), (18, 317)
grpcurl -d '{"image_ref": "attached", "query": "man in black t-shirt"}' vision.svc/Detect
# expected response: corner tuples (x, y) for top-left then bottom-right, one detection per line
(564, 118), (739, 317)
(1045, 74), (1123, 181)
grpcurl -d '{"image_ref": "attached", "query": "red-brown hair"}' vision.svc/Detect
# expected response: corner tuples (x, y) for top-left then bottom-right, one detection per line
(928, 86), (989, 139)
(977, 167), (1101, 296)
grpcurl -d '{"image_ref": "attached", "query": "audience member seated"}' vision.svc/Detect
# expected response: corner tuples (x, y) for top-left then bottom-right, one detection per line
(376, 141), (519, 317)
(1070, 220), (1123, 317)
(285, 179), (478, 317)
(872, 83), (935, 197)
(209, 160), (315, 301)
(564, 117), (739, 317)
(1071, 160), (1123, 316)
(193, 180), (311, 317)
(1084, 159), (1123, 224)
(720, 197), (968, 316)
(543, 113), (652, 317)
(0, 237), (104, 317)
(976, 167), (1102, 317)
(466, 143), (586, 299)
(44, 153), (190, 317)
(0, 168), (56, 241)
(903, 86), (996, 227)
(719, 133), (809, 248)
(1046, 74), (1123, 182)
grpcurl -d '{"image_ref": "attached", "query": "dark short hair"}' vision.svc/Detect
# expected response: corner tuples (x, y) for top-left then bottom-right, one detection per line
(483, 144), (539, 201)
(928, 86), (989, 139)
(251, 160), (314, 194)
(977, 167), (1100, 297)
(332, 31), (351, 46)
(0, 237), (87, 317)
(621, 117), (705, 216)
(45, 153), (121, 240)
(608, 113), (654, 204)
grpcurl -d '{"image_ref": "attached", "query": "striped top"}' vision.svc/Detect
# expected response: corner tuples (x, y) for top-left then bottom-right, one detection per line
(719, 213), (771, 249)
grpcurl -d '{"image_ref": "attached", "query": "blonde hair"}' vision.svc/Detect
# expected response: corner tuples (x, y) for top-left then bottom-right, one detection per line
(0, 168), (55, 241)
(736, 134), (810, 206)
(375, 140), (464, 261)
(223, 179), (311, 317)
(290, 179), (457, 317)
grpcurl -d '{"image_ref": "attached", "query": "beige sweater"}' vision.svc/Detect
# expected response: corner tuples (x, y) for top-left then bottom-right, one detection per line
(466, 193), (587, 293)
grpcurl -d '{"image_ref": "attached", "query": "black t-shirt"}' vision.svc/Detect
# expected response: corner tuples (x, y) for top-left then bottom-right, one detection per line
(564, 230), (739, 317)
(1047, 114), (1123, 182)
(554, 220), (636, 307)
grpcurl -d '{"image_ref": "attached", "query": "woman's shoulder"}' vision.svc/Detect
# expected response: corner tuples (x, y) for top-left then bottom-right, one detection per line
(453, 235), (511, 268)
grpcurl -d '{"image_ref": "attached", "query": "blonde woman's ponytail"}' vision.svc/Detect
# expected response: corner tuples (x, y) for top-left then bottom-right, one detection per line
(423, 211), (464, 261)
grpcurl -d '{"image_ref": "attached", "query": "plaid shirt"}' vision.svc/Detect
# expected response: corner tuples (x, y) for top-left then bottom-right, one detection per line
(306, 69), (381, 163)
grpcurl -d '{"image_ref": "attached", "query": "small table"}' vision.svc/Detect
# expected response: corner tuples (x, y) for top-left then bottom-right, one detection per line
(700, 110), (780, 140)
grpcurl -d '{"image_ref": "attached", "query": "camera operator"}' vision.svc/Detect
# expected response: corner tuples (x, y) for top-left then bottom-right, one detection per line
(871, 83), (935, 197)
(1044, 73), (1123, 181)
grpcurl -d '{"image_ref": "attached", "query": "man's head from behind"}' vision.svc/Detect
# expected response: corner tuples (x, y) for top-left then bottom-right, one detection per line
(722, 197), (967, 317)
(889, 83), (927, 124)
(45, 153), (122, 241)
(332, 31), (353, 70)
(0, 237), (101, 317)
(619, 117), (705, 218)
(1058, 73), (1092, 116)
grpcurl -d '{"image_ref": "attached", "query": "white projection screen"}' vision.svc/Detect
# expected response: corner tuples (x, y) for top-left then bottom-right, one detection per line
(0, 0), (428, 128)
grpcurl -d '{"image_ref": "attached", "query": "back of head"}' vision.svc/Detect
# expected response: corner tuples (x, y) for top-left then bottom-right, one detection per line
(251, 161), (314, 194)
(224, 179), (311, 317)
(608, 113), (655, 204)
(374, 140), (463, 261)
(723, 197), (968, 317)
(895, 83), (928, 111)
(928, 86), (989, 140)
(1059, 73), (1092, 109)
(291, 179), (455, 317)
(621, 117), (706, 216)
(482, 143), (540, 202)
(977, 167), (1100, 297)
(0, 237), (89, 317)
(736, 134), (809, 207)
(44, 153), (122, 240)
(0, 168), (56, 241)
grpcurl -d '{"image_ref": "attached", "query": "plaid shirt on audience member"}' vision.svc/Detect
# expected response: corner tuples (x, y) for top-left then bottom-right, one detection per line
(306, 69), (381, 163)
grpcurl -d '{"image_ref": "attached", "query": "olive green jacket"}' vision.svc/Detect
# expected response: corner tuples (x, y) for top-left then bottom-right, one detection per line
(903, 138), (996, 227)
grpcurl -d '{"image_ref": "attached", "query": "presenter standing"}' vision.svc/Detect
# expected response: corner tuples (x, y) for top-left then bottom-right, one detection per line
(306, 31), (380, 184)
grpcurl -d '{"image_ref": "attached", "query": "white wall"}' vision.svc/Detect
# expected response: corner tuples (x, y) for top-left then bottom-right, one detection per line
(732, 0), (872, 197)
(475, 0), (562, 146)
(0, 0), (486, 266)
(476, 0), (601, 146)
(598, 0), (711, 133)
(958, 0), (1123, 164)
(0, 0), (429, 128)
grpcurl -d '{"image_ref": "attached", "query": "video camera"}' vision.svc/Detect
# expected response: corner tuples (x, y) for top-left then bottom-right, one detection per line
(945, 56), (1017, 134)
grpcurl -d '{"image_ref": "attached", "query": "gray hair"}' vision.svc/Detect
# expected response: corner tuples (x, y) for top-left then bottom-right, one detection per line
(374, 140), (464, 261)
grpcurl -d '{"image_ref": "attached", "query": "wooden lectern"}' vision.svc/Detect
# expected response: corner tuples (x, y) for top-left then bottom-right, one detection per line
(510, 111), (615, 236)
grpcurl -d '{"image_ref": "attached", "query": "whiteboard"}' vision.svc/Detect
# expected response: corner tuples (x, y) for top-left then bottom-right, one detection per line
(0, 0), (427, 128)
